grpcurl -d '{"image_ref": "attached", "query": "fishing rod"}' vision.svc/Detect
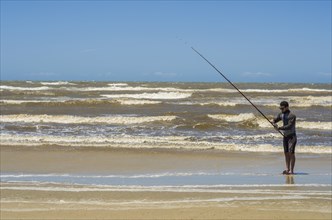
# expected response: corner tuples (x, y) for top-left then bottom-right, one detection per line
(191, 47), (284, 137)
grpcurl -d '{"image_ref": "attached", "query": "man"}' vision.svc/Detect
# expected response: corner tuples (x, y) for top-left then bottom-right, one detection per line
(272, 101), (297, 175)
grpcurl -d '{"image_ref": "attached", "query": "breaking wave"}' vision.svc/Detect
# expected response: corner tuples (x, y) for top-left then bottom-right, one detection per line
(101, 92), (192, 100)
(0, 86), (51, 91)
(1, 83), (331, 94)
(40, 81), (76, 86)
(0, 114), (177, 125)
(0, 99), (162, 106)
(0, 134), (330, 154)
(208, 113), (332, 130)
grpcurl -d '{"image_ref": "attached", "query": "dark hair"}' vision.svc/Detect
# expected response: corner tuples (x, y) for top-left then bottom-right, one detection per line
(280, 101), (289, 107)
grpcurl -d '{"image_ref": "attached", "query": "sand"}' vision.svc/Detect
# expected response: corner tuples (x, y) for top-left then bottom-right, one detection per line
(1, 184), (331, 219)
(1, 145), (331, 219)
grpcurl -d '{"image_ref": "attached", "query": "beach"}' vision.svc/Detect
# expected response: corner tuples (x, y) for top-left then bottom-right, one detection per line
(1, 81), (331, 219)
(1, 145), (332, 219)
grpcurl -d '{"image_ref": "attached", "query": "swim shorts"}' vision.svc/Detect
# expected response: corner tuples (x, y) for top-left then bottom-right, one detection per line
(283, 135), (297, 153)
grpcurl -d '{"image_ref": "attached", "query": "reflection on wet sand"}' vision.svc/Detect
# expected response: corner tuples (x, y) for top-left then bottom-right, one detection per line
(285, 175), (295, 184)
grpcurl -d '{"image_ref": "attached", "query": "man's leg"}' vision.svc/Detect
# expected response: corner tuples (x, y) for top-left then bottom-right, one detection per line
(284, 153), (290, 173)
(289, 136), (297, 174)
(290, 153), (296, 174)
(283, 137), (290, 174)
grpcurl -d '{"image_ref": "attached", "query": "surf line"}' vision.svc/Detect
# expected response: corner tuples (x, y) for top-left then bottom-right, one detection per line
(191, 47), (284, 137)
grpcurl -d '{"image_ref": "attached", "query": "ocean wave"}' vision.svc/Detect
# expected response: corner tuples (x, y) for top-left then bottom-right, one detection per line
(0, 99), (162, 106)
(178, 101), (238, 107)
(101, 92), (192, 100)
(289, 96), (332, 107)
(107, 83), (129, 87)
(2, 171), (330, 179)
(40, 81), (76, 86)
(0, 100), (52, 104)
(261, 96), (332, 107)
(0, 114), (177, 125)
(115, 99), (162, 105)
(1, 95), (330, 107)
(190, 88), (332, 94)
(180, 96), (332, 108)
(239, 88), (332, 93)
(0, 85), (51, 91)
(1, 134), (330, 153)
(208, 113), (256, 123)
(1, 83), (330, 94)
(2, 181), (331, 189)
(208, 113), (332, 130)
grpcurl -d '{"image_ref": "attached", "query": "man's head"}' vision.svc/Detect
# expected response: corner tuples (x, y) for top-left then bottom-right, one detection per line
(279, 101), (289, 113)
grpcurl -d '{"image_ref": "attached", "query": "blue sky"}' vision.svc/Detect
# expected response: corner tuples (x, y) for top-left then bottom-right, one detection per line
(1, 1), (331, 83)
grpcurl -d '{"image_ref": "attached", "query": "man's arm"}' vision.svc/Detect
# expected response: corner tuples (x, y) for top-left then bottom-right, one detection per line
(279, 114), (296, 130)
(273, 113), (281, 124)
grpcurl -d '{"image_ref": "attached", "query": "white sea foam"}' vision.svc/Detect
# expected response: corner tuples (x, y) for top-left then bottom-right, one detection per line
(1, 96), (330, 107)
(208, 113), (256, 123)
(1, 134), (331, 153)
(0, 98), (162, 106)
(115, 99), (162, 105)
(40, 81), (76, 86)
(178, 101), (238, 107)
(196, 88), (332, 94)
(0, 100), (52, 104)
(66, 85), (191, 92)
(0, 172), (270, 179)
(290, 96), (332, 107)
(0, 99), (161, 106)
(0, 83), (189, 92)
(1, 171), (330, 179)
(107, 83), (129, 87)
(261, 96), (332, 107)
(0, 114), (177, 125)
(2, 83), (329, 94)
(177, 95), (331, 108)
(0, 85), (51, 91)
(208, 113), (332, 130)
(1, 183), (331, 195)
(240, 88), (332, 93)
(101, 92), (192, 100)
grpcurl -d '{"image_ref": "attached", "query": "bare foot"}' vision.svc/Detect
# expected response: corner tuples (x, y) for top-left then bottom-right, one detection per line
(282, 170), (290, 175)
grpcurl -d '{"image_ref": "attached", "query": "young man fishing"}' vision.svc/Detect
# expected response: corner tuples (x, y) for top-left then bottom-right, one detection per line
(191, 48), (298, 174)
(272, 101), (297, 175)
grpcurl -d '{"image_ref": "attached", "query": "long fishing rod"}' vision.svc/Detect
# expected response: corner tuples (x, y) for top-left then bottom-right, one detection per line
(191, 47), (284, 137)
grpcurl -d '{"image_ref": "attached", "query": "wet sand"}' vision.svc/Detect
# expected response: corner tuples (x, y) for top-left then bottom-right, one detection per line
(1, 145), (331, 174)
(0, 145), (281, 174)
(1, 182), (331, 220)
(1, 145), (331, 219)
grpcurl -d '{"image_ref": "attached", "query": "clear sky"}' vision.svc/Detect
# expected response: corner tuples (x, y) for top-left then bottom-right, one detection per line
(1, 1), (331, 83)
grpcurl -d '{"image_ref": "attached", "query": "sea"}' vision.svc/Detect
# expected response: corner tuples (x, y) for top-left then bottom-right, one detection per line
(1, 81), (331, 153)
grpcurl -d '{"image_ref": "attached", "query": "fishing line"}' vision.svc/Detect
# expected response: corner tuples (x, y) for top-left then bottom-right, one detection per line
(191, 47), (284, 137)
